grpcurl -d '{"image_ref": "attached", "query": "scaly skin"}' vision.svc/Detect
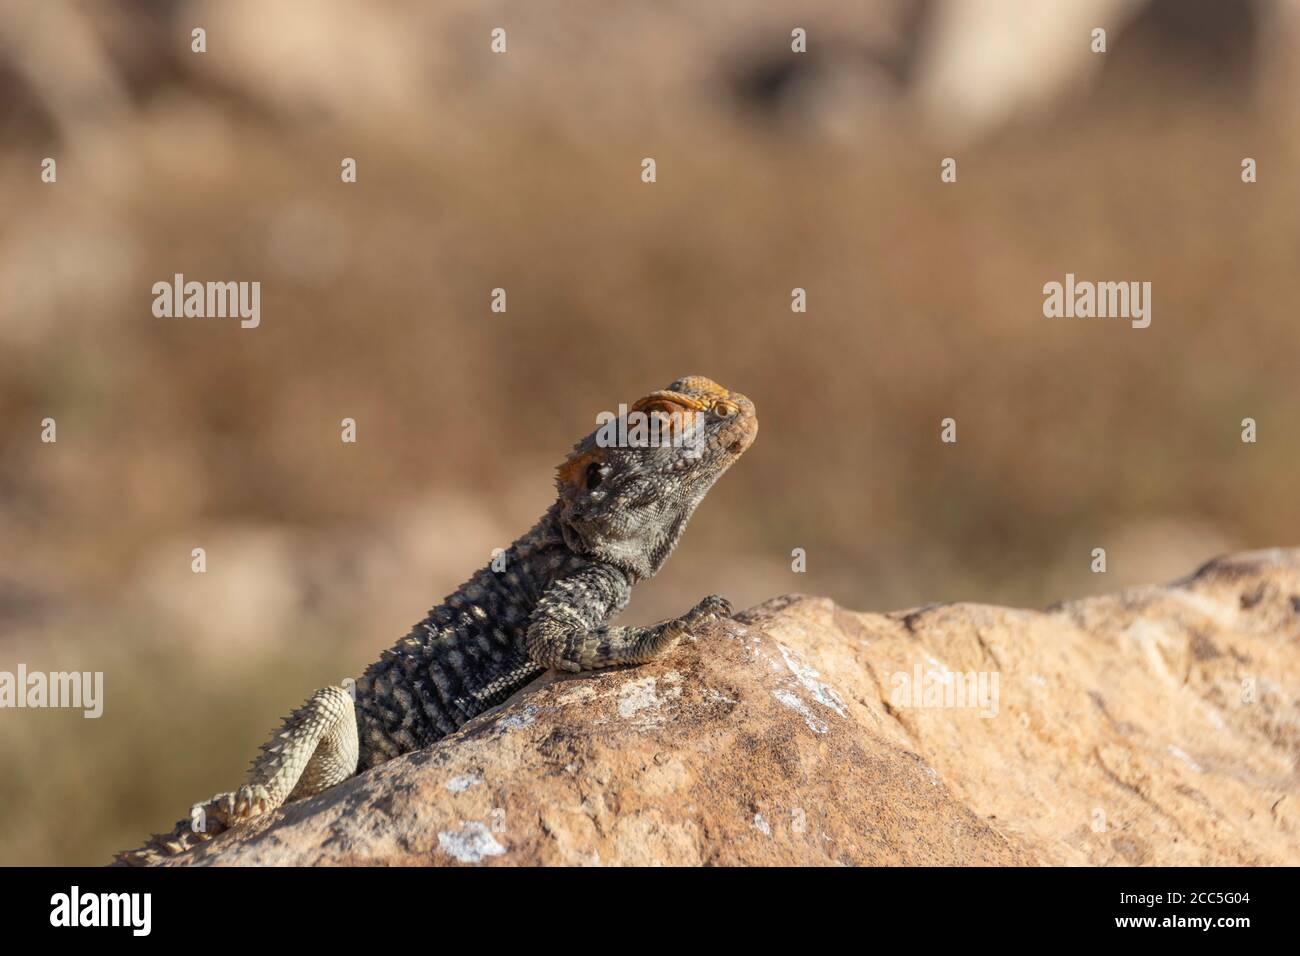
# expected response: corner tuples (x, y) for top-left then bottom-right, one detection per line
(118, 375), (757, 864)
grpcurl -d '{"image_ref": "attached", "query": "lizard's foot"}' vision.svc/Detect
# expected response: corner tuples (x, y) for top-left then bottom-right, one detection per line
(682, 594), (732, 629)
(233, 782), (275, 817)
(114, 785), (268, 866)
(203, 783), (275, 830)
(620, 595), (730, 663)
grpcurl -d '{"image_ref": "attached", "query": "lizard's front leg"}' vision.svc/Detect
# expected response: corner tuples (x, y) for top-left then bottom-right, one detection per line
(525, 565), (731, 673)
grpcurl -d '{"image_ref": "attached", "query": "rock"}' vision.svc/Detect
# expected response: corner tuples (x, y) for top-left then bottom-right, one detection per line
(163, 549), (1300, 866)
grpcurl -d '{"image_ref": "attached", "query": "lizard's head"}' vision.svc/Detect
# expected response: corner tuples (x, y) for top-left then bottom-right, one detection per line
(555, 375), (757, 580)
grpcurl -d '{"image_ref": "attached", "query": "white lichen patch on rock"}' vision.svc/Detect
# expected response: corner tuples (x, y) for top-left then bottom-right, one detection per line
(437, 822), (505, 863)
(1168, 746), (1204, 773)
(773, 689), (828, 734)
(496, 705), (537, 731)
(778, 643), (846, 717)
(446, 772), (484, 793)
(553, 684), (598, 706)
(1122, 618), (1183, 684)
(702, 687), (737, 705)
(616, 673), (682, 727)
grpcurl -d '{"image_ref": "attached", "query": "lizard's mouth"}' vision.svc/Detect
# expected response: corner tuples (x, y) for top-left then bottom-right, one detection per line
(723, 414), (758, 458)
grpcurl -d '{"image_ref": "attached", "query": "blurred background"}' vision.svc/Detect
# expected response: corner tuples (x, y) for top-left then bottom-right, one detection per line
(1, 0), (1297, 864)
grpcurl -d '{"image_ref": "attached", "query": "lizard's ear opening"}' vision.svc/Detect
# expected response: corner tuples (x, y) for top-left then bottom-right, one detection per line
(556, 449), (604, 495)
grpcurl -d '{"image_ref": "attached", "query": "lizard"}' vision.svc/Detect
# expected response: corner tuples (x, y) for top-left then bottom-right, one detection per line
(117, 374), (757, 864)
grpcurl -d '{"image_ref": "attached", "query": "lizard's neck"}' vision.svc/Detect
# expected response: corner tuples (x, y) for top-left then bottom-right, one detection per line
(504, 502), (568, 567)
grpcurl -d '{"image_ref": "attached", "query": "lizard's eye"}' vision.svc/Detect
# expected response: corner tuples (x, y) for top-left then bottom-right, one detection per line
(585, 462), (607, 490)
(713, 401), (737, 418)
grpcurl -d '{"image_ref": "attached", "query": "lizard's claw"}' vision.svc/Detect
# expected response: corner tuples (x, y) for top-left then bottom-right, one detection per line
(200, 784), (274, 832)
(686, 594), (733, 628)
(232, 784), (273, 819)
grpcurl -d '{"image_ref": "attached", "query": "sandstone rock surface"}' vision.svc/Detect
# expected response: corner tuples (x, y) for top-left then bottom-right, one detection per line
(167, 549), (1300, 866)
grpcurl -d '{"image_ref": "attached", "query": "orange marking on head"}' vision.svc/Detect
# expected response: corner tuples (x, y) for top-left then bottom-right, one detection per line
(631, 391), (709, 414)
(670, 376), (731, 402)
(557, 448), (603, 490)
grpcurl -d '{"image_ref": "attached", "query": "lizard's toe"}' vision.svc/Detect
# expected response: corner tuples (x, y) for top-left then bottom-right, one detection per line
(232, 784), (273, 818)
(688, 594), (733, 625)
